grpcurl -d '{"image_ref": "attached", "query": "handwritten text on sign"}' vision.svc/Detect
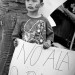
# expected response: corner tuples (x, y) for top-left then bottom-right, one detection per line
(9, 39), (75, 75)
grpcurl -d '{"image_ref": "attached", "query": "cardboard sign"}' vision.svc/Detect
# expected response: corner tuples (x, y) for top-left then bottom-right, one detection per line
(8, 39), (75, 75)
(39, 0), (67, 17)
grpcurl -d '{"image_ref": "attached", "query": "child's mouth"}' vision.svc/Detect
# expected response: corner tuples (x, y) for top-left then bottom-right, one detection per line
(28, 6), (33, 9)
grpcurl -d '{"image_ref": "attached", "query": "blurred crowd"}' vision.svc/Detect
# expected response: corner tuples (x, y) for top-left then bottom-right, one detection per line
(51, 0), (75, 50)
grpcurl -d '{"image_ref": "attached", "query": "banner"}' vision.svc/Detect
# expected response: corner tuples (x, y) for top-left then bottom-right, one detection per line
(39, 0), (67, 17)
(8, 39), (75, 75)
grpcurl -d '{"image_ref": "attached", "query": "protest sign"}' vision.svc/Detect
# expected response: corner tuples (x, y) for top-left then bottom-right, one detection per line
(39, 0), (67, 17)
(8, 39), (75, 75)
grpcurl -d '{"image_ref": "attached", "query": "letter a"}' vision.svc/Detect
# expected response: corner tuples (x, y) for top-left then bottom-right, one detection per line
(57, 52), (69, 71)
(43, 50), (55, 69)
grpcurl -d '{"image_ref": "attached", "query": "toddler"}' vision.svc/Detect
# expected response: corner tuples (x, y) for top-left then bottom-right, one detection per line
(12, 0), (54, 49)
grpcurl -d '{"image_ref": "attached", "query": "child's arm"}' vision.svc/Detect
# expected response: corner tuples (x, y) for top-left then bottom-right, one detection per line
(46, 20), (54, 43)
(43, 40), (51, 49)
(43, 20), (54, 49)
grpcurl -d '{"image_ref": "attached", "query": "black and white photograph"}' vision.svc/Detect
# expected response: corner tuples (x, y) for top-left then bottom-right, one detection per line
(0, 0), (75, 75)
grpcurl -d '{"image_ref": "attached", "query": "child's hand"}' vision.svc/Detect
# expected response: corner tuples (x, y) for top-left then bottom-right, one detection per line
(13, 38), (18, 47)
(43, 40), (51, 49)
(29, 38), (39, 44)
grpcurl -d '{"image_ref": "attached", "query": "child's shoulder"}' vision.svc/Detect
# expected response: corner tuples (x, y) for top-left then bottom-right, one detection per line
(41, 15), (49, 22)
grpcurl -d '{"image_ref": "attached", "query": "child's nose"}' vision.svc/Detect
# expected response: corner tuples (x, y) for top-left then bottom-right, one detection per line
(28, 1), (33, 5)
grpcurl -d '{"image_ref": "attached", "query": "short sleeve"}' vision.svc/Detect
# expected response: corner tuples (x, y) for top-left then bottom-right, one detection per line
(46, 19), (54, 42)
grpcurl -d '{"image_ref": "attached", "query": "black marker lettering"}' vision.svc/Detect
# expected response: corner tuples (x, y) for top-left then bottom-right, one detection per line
(17, 43), (36, 64)
(57, 52), (69, 71)
(43, 50), (55, 69)
(55, 51), (62, 71)
(30, 46), (42, 66)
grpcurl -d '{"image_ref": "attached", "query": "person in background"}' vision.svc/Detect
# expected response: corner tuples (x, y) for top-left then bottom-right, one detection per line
(59, 3), (75, 50)
(60, 4), (75, 24)
(0, 13), (17, 75)
(51, 1), (75, 50)
(12, 0), (54, 49)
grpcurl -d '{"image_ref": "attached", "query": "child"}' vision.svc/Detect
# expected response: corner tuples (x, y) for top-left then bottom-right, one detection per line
(12, 0), (54, 49)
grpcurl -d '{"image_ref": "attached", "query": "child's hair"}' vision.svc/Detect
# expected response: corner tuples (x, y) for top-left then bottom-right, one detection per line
(40, 0), (43, 3)
(25, 0), (43, 3)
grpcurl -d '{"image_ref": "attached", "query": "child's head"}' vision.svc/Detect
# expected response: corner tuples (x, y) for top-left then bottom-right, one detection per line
(25, 0), (44, 12)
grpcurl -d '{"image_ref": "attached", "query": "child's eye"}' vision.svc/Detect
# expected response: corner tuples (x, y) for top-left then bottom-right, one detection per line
(26, 0), (30, 1)
(26, 0), (37, 2)
(32, 0), (37, 2)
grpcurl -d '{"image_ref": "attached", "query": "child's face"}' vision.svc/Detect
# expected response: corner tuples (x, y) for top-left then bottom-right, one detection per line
(25, 0), (42, 12)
